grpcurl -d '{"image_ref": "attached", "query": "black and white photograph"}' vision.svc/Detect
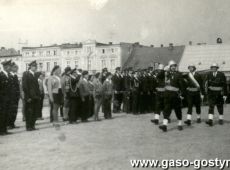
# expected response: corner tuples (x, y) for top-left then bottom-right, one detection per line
(0, 0), (230, 169)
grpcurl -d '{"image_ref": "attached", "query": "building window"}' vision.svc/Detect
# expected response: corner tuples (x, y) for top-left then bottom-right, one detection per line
(102, 49), (105, 54)
(32, 51), (36, 56)
(75, 51), (78, 55)
(88, 60), (92, 70)
(67, 60), (70, 66)
(75, 60), (78, 68)
(87, 46), (92, 53)
(39, 51), (43, 56)
(26, 63), (29, 70)
(67, 51), (70, 55)
(54, 62), (57, 66)
(111, 48), (114, 53)
(102, 60), (106, 68)
(54, 50), (57, 56)
(46, 62), (50, 71)
(25, 52), (29, 56)
(46, 51), (50, 55)
(110, 59), (115, 69)
(39, 63), (43, 70)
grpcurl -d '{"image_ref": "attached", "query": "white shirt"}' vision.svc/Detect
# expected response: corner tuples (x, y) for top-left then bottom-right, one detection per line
(10, 72), (15, 76)
(213, 72), (217, 77)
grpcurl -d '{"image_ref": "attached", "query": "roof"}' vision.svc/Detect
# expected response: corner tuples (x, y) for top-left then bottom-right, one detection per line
(0, 48), (21, 58)
(123, 45), (185, 70)
(178, 44), (230, 72)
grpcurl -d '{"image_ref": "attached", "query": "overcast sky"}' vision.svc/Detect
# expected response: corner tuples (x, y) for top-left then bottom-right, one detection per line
(0, 0), (230, 49)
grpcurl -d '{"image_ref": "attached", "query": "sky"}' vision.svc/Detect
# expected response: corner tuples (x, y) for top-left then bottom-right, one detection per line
(0, 0), (230, 49)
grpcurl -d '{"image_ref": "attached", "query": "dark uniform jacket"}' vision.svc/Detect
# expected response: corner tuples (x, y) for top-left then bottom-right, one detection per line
(205, 71), (227, 96)
(185, 72), (205, 95)
(10, 73), (20, 101)
(79, 79), (90, 100)
(165, 71), (186, 96)
(22, 71), (40, 101)
(112, 74), (122, 92)
(0, 71), (10, 102)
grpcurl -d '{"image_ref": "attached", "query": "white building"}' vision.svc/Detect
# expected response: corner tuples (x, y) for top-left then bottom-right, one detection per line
(21, 40), (133, 75)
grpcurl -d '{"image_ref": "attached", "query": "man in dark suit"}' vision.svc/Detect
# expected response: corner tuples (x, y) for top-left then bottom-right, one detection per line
(184, 65), (204, 126)
(205, 63), (227, 126)
(0, 60), (12, 135)
(79, 71), (90, 122)
(112, 67), (123, 113)
(8, 62), (20, 129)
(22, 60), (40, 131)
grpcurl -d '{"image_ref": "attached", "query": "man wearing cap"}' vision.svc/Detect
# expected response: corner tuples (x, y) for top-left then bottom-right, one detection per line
(8, 62), (20, 129)
(205, 63), (227, 126)
(0, 60), (12, 135)
(61, 66), (72, 121)
(79, 70), (90, 122)
(22, 60), (40, 131)
(112, 67), (123, 113)
(151, 64), (165, 125)
(159, 60), (185, 132)
(184, 65), (204, 126)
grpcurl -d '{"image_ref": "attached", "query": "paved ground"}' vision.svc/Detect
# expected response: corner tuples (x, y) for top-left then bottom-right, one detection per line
(0, 104), (230, 170)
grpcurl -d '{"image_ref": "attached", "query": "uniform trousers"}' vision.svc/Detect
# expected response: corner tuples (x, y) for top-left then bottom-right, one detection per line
(163, 91), (182, 120)
(0, 99), (10, 133)
(25, 99), (39, 129)
(187, 91), (201, 115)
(208, 91), (224, 115)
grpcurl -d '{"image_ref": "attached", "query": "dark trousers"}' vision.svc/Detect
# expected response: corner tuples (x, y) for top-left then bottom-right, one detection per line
(155, 92), (164, 115)
(163, 91), (182, 120)
(69, 97), (81, 122)
(8, 99), (19, 127)
(49, 100), (53, 122)
(208, 91), (224, 115)
(187, 91), (201, 115)
(103, 95), (112, 119)
(88, 95), (94, 118)
(25, 99), (38, 129)
(123, 91), (132, 113)
(132, 90), (140, 114)
(113, 93), (123, 113)
(140, 92), (148, 113)
(81, 96), (89, 121)
(0, 99), (10, 133)
(37, 94), (44, 118)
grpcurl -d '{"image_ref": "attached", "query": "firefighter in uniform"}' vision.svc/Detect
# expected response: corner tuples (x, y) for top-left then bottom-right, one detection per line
(22, 60), (40, 131)
(151, 64), (165, 125)
(131, 70), (140, 114)
(159, 60), (185, 132)
(205, 63), (227, 126)
(0, 60), (12, 135)
(8, 62), (20, 129)
(112, 67), (123, 113)
(184, 64), (204, 126)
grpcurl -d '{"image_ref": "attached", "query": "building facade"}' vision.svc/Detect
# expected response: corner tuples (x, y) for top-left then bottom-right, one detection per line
(21, 40), (133, 75)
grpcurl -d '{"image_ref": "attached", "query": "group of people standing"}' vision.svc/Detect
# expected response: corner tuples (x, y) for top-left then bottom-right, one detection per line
(0, 58), (228, 135)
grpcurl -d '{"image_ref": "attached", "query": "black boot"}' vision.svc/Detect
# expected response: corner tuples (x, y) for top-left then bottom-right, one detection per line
(205, 119), (213, 126)
(178, 125), (183, 131)
(184, 120), (191, 126)
(159, 125), (167, 132)
(151, 119), (159, 125)
(197, 118), (201, 123)
(219, 119), (224, 125)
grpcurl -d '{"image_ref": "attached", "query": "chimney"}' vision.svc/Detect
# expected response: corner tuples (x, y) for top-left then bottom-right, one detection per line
(189, 41), (192, 45)
(217, 38), (222, 44)
(134, 42), (140, 46)
(160, 44), (164, 47)
(169, 43), (174, 50)
(109, 42), (113, 45)
(40, 44), (43, 47)
(150, 45), (154, 47)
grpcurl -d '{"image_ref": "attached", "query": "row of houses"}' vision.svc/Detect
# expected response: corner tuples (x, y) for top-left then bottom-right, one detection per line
(1, 39), (230, 80)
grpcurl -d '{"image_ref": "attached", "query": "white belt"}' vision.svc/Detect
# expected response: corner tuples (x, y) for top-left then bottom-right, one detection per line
(156, 87), (165, 92)
(208, 86), (222, 91)
(165, 86), (179, 92)
(187, 87), (199, 92)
